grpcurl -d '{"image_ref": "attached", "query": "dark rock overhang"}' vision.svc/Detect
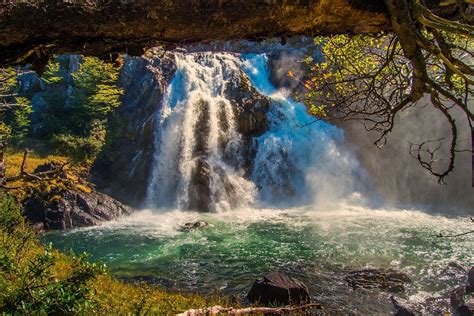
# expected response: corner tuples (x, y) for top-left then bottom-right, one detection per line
(1, 0), (390, 69)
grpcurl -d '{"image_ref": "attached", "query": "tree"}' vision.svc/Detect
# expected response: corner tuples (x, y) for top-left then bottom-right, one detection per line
(295, 0), (473, 184)
(68, 56), (123, 134)
(1, 68), (32, 145)
(36, 56), (123, 161)
(1, 68), (32, 186)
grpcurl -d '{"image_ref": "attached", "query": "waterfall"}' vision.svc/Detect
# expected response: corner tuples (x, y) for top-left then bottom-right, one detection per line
(146, 53), (256, 212)
(146, 52), (366, 211)
(241, 54), (367, 206)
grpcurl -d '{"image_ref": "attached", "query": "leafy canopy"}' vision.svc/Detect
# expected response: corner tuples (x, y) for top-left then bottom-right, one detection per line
(295, 0), (473, 183)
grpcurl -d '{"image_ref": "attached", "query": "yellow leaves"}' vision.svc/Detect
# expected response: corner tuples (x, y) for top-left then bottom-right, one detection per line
(75, 184), (92, 194)
(308, 104), (328, 118)
(288, 70), (294, 78)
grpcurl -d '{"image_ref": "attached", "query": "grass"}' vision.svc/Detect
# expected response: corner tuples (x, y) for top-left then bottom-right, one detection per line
(3, 151), (92, 201)
(93, 276), (231, 314)
(0, 217), (231, 314)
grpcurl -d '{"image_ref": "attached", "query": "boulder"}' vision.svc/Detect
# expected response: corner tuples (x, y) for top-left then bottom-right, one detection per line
(33, 161), (62, 173)
(247, 271), (310, 306)
(450, 266), (474, 315)
(225, 74), (270, 137)
(24, 189), (135, 230)
(390, 296), (415, 316)
(345, 268), (411, 293)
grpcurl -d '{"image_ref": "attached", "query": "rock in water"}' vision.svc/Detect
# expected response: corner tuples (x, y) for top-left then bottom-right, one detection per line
(247, 271), (310, 306)
(345, 269), (411, 293)
(390, 296), (415, 316)
(188, 158), (212, 212)
(179, 221), (210, 232)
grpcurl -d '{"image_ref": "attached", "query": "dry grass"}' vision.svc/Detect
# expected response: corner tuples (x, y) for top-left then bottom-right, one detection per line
(4, 151), (67, 178)
(93, 275), (232, 314)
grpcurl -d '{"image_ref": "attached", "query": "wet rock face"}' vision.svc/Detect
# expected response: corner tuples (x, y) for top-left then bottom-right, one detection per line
(226, 73), (270, 137)
(345, 268), (412, 293)
(468, 266), (474, 288)
(188, 158), (213, 213)
(247, 271), (310, 306)
(24, 189), (135, 231)
(92, 51), (176, 207)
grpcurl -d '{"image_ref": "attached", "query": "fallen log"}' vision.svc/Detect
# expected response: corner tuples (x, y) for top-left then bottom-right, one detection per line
(176, 303), (322, 316)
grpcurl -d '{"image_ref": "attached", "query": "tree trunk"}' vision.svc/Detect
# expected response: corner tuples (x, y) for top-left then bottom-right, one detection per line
(0, 142), (5, 186)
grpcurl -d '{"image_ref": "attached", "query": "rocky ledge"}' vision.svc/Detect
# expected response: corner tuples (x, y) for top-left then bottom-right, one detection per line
(24, 189), (135, 231)
(21, 162), (135, 231)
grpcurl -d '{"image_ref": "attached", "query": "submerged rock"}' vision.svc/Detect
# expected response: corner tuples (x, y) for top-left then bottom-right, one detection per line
(247, 271), (310, 306)
(450, 266), (474, 315)
(24, 189), (135, 231)
(179, 221), (210, 232)
(390, 296), (415, 316)
(345, 268), (411, 293)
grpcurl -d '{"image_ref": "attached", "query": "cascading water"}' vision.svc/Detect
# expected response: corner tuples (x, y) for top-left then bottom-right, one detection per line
(44, 50), (473, 314)
(241, 54), (368, 206)
(146, 52), (365, 210)
(145, 54), (256, 212)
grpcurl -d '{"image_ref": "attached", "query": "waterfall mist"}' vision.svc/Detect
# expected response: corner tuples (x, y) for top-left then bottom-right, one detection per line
(340, 101), (473, 214)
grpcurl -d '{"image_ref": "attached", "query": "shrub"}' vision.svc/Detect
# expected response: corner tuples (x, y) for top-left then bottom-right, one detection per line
(0, 194), (106, 314)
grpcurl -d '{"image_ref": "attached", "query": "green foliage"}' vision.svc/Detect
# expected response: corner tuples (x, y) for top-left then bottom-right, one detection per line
(4, 97), (32, 145)
(0, 194), (24, 232)
(52, 120), (106, 162)
(300, 31), (472, 120)
(35, 56), (123, 161)
(68, 57), (123, 134)
(0, 68), (32, 145)
(0, 194), (106, 314)
(296, 33), (406, 118)
(42, 60), (65, 85)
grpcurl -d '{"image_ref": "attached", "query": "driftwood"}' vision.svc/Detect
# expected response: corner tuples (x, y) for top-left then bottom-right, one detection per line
(177, 304), (322, 316)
